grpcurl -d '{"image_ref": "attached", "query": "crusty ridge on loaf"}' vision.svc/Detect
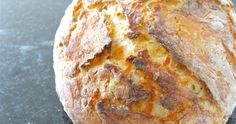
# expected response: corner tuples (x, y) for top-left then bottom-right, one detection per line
(54, 0), (236, 124)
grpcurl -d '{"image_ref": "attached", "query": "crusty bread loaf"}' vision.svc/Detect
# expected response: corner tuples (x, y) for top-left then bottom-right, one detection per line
(53, 0), (236, 123)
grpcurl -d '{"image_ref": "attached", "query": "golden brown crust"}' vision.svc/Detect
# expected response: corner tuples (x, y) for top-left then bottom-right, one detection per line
(120, 0), (236, 115)
(127, 50), (196, 111)
(65, 9), (111, 67)
(103, 64), (149, 105)
(54, 0), (236, 123)
(96, 101), (160, 124)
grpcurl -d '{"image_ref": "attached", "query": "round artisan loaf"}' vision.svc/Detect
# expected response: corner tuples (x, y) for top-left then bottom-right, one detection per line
(54, 0), (236, 123)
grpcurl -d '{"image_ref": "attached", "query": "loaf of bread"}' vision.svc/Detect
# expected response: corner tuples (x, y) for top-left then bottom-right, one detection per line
(53, 0), (236, 123)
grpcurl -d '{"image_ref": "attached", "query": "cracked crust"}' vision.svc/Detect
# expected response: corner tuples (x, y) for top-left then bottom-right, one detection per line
(54, 0), (236, 123)
(120, 0), (236, 115)
(127, 50), (197, 111)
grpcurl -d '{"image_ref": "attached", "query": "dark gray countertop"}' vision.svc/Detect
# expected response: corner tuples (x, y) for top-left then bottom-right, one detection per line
(0, 0), (72, 123)
(0, 0), (235, 124)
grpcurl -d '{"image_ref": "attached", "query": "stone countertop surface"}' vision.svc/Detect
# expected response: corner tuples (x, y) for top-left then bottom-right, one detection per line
(0, 0), (235, 124)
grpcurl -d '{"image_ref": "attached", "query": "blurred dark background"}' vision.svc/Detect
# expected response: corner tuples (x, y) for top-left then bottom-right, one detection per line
(0, 0), (235, 124)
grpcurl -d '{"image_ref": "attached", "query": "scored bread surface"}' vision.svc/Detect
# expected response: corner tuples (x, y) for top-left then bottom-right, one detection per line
(54, 0), (236, 124)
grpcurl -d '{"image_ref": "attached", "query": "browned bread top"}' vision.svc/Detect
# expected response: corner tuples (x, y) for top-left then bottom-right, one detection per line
(54, 0), (236, 123)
